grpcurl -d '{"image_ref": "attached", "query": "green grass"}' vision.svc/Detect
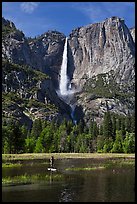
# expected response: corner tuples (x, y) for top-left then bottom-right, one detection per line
(2, 173), (64, 185)
(65, 159), (135, 171)
(65, 166), (105, 171)
(2, 154), (134, 186)
(2, 153), (135, 162)
(2, 163), (22, 168)
(104, 159), (135, 169)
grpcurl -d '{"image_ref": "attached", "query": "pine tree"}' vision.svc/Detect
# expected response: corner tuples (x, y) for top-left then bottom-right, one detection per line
(78, 119), (85, 134)
(111, 114), (116, 140)
(116, 116), (121, 130)
(2, 125), (12, 153)
(121, 117), (126, 138)
(34, 136), (45, 153)
(39, 124), (54, 152)
(99, 124), (103, 135)
(123, 132), (135, 153)
(12, 121), (25, 153)
(102, 137), (113, 153)
(125, 114), (131, 133)
(30, 118), (42, 139)
(25, 135), (36, 153)
(111, 130), (123, 153)
(92, 121), (99, 138)
(97, 135), (105, 153)
(89, 120), (94, 136)
(103, 111), (112, 138)
(130, 112), (135, 133)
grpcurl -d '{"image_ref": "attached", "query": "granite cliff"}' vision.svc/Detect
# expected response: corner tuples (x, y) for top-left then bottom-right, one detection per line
(67, 16), (135, 124)
(2, 16), (135, 126)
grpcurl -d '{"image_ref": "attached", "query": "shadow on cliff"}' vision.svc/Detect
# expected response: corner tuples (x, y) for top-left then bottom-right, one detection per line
(67, 42), (75, 83)
(74, 105), (85, 124)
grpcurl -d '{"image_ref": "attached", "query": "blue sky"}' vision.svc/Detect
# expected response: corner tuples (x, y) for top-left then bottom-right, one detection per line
(2, 2), (135, 38)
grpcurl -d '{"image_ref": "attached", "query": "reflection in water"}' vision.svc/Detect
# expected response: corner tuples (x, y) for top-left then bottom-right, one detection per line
(49, 171), (53, 184)
(2, 158), (135, 202)
(59, 187), (74, 202)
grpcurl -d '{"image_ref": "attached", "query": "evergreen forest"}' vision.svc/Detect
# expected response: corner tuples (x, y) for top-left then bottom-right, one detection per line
(2, 111), (135, 154)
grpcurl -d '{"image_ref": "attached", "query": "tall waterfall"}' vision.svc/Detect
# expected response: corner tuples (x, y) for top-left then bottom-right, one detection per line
(59, 37), (69, 96)
(57, 37), (78, 124)
(58, 37), (77, 98)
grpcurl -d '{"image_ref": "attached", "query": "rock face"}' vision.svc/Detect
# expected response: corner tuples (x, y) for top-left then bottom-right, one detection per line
(2, 60), (71, 128)
(68, 17), (135, 86)
(130, 27), (135, 42)
(2, 17), (65, 88)
(2, 16), (135, 126)
(66, 17), (135, 125)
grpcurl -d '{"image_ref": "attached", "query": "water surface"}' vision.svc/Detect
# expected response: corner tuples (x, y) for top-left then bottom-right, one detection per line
(2, 158), (135, 202)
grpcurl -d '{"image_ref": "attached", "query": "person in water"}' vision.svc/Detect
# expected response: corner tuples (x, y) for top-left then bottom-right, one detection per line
(50, 156), (54, 168)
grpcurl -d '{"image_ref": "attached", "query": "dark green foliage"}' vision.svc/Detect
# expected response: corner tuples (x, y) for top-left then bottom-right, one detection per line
(97, 135), (105, 153)
(102, 137), (113, 153)
(25, 135), (36, 153)
(99, 124), (103, 135)
(116, 116), (122, 130)
(30, 119), (42, 139)
(2, 111), (135, 154)
(2, 60), (58, 128)
(111, 114), (116, 140)
(123, 132), (135, 153)
(111, 130), (123, 153)
(103, 111), (113, 138)
(2, 23), (16, 37)
(121, 117), (126, 138)
(2, 120), (27, 153)
(92, 121), (99, 138)
(125, 114), (131, 133)
(130, 113), (135, 133)
(89, 120), (99, 138)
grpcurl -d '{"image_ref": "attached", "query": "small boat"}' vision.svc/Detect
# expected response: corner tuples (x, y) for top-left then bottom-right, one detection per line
(47, 167), (57, 171)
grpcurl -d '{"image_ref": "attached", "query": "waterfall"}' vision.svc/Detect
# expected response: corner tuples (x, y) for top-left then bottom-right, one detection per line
(58, 37), (77, 98)
(59, 37), (69, 96)
(57, 37), (78, 124)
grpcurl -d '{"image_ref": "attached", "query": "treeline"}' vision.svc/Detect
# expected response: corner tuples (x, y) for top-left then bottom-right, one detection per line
(2, 112), (135, 154)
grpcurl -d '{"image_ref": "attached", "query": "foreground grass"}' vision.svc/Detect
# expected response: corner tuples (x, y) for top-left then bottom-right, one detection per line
(2, 163), (22, 168)
(65, 159), (135, 171)
(65, 166), (106, 171)
(2, 153), (134, 186)
(2, 173), (64, 185)
(2, 153), (135, 162)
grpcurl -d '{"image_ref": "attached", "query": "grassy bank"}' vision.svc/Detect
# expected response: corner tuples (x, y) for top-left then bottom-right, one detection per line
(2, 163), (22, 168)
(2, 153), (135, 162)
(2, 173), (64, 185)
(2, 153), (135, 186)
(65, 159), (135, 171)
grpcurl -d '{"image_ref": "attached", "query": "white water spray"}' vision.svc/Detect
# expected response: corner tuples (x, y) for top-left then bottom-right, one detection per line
(59, 37), (68, 96)
(57, 37), (80, 124)
(58, 37), (78, 98)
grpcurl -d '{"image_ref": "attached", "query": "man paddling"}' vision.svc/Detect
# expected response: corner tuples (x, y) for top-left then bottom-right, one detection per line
(50, 156), (54, 168)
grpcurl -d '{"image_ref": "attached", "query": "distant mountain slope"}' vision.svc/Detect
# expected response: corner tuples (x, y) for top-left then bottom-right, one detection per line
(130, 27), (135, 42)
(68, 16), (134, 86)
(2, 17), (135, 126)
(2, 60), (71, 128)
(67, 17), (135, 124)
(2, 17), (65, 88)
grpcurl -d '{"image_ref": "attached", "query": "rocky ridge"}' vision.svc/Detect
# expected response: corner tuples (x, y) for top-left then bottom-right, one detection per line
(67, 17), (135, 124)
(2, 60), (71, 128)
(2, 16), (135, 126)
(2, 17), (65, 87)
(68, 17), (134, 86)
